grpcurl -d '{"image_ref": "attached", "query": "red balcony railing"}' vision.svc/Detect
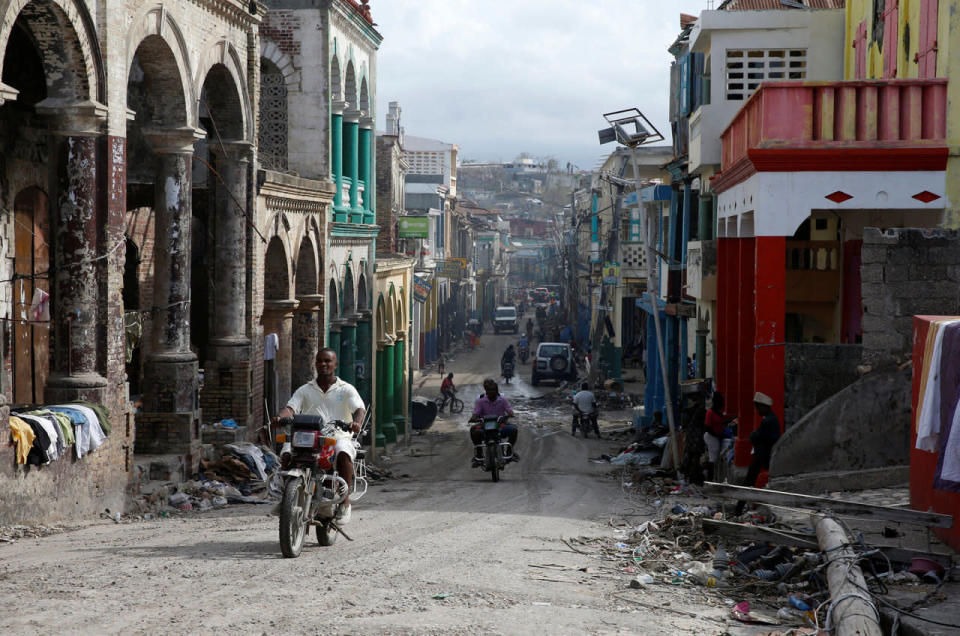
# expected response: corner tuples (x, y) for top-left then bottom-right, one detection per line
(719, 79), (948, 171)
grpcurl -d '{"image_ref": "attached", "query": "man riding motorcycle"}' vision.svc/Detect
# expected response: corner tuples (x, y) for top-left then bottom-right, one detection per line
(518, 334), (530, 363)
(572, 382), (601, 438)
(525, 318), (535, 341)
(469, 379), (519, 464)
(274, 348), (365, 524)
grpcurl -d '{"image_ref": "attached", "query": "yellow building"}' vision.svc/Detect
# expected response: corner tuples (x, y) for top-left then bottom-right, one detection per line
(845, 0), (959, 226)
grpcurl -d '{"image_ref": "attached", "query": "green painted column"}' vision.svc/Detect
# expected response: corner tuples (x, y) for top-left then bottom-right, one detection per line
(356, 316), (372, 406)
(345, 112), (362, 223)
(331, 107), (347, 222)
(393, 338), (405, 438)
(381, 343), (397, 443)
(339, 322), (357, 387)
(374, 348), (386, 449)
(360, 122), (375, 224)
(328, 325), (342, 377)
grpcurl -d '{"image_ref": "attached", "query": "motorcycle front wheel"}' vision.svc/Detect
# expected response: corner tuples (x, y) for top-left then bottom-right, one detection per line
(486, 444), (499, 483)
(279, 480), (307, 558)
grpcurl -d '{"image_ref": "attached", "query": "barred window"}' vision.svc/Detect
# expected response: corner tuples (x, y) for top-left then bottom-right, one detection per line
(725, 48), (807, 101)
(258, 60), (288, 171)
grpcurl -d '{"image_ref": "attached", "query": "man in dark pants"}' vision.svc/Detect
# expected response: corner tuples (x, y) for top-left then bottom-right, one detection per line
(735, 392), (781, 516)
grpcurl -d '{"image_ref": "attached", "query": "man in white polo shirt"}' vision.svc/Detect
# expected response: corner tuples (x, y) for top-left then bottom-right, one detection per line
(275, 347), (366, 523)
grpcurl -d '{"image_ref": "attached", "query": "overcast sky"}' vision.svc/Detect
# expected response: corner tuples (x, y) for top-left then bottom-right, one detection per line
(372, 0), (711, 170)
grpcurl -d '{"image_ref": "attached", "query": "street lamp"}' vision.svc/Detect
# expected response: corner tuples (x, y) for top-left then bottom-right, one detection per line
(599, 107), (679, 474)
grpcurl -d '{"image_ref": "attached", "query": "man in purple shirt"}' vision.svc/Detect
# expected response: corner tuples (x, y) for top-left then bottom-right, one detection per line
(469, 378), (519, 464)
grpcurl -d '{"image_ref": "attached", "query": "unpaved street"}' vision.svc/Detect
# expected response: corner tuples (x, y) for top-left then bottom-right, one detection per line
(0, 334), (723, 634)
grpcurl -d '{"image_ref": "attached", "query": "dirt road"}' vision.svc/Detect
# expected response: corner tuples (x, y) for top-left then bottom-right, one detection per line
(0, 333), (723, 634)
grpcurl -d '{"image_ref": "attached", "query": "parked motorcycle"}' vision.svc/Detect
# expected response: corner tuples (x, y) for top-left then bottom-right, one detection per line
(474, 415), (513, 482)
(501, 360), (515, 384)
(275, 413), (369, 558)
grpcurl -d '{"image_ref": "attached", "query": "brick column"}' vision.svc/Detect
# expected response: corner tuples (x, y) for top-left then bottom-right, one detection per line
(38, 101), (113, 404)
(141, 128), (204, 419)
(264, 299), (298, 408)
(201, 140), (253, 426)
(292, 294), (322, 390)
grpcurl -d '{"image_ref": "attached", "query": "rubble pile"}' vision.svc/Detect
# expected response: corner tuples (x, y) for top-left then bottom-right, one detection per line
(0, 524), (68, 543)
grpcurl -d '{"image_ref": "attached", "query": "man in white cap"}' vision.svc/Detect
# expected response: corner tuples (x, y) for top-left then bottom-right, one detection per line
(735, 391), (782, 515)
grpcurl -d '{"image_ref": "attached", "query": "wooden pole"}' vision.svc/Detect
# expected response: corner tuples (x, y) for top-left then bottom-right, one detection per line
(813, 515), (882, 636)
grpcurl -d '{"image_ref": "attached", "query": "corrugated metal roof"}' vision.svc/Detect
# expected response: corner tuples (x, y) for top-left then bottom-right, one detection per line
(718, 0), (845, 9)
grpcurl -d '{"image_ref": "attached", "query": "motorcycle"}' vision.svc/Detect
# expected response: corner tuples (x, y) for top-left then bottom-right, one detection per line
(501, 360), (515, 384)
(274, 413), (369, 558)
(518, 343), (530, 364)
(475, 415), (513, 482)
(571, 409), (599, 438)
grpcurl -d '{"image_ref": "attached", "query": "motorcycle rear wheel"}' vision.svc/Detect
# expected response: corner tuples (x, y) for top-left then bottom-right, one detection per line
(316, 520), (337, 546)
(279, 481), (307, 558)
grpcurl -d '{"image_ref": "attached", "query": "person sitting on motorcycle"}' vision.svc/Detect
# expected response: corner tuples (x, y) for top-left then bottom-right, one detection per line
(572, 382), (600, 438)
(468, 379), (519, 464)
(274, 348), (365, 524)
(525, 318), (535, 340)
(501, 345), (516, 369)
(518, 334), (529, 359)
(439, 373), (456, 412)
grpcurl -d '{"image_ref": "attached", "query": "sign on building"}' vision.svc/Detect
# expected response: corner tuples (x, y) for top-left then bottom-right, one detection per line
(435, 260), (462, 279)
(413, 276), (432, 303)
(398, 216), (429, 238)
(602, 262), (620, 285)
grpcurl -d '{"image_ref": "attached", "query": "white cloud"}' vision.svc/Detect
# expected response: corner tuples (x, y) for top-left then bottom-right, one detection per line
(372, 0), (710, 168)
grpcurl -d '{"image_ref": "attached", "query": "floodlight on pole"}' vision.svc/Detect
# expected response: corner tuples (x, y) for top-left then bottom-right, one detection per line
(598, 108), (664, 148)
(598, 106), (679, 474)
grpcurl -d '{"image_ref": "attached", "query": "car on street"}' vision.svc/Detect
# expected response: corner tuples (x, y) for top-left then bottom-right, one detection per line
(493, 305), (519, 333)
(531, 341), (576, 386)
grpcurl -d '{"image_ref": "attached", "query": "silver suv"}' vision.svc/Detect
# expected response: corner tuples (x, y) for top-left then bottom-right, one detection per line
(531, 342), (576, 386)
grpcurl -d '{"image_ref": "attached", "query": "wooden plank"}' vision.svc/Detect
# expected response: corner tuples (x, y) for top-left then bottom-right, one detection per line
(702, 518), (818, 550)
(703, 482), (953, 528)
(701, 519), (953, 567)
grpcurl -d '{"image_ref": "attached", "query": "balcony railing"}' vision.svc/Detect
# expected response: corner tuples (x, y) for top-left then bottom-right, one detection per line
(720, 79), (948, 171)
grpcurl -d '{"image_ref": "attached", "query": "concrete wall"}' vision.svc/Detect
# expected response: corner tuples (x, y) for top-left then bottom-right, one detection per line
(771, 366), (913, 478)
(783, 343), (862, 429)
(860, 227), (960, 369)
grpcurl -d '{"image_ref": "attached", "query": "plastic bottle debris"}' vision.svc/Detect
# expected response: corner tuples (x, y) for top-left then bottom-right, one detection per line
(788, 595), (812, 612)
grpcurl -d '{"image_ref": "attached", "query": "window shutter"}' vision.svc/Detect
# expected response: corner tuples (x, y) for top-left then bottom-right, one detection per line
(882, 0), (899, 78)
(680, 54), (691, 116)
(916, 0), (939, 78)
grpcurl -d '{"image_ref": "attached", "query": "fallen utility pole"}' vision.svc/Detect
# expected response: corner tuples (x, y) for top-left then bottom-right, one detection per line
(813, 515), (882, 636)
(702, 482), (953, 528)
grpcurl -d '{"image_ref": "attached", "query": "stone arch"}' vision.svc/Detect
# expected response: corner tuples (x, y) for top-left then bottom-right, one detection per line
(357, 272), (369, 311)
(344, 59), (356, 107)
(125, 5), (193, 126)
(342, 263), (356, 314)
(330, 54), (342, 102)
(294, 236), (317, 297)
(375, 294), (386, 338)
(264, 235), (290, 300)
(258, 55), (288, 171)
(358, 76), (368, 113)
(259, 37), (300, 90)
(397, 288), (406, 330)
(196, 40), (249, 140)
(0, 0), (103, 104)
